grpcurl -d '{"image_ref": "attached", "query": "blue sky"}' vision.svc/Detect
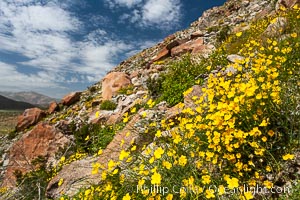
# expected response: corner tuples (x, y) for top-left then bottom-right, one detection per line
(0, 0), (225, 98)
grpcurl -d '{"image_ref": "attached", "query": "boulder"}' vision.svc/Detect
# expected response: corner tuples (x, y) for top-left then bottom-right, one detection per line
(152, 47), (170, 62)
(171, 38), (204, 57)
(166, 40), (180, 50)
(16, 108), (46, 131)
(48, 101), (59, 114)
(102, 72), (132, 100)
(227, 54), (245, 63)
(61, 92), (81, 106)
(192, 44), (215, 58)
(2, 123), (70, 187)
(263, 17), (287, 37)
(184, 85), (203, 108)
(190, 31), (205, 39)
(46, 115), (141, 198)
(88, 110), (114, 124)
(276, 0), (300, 10)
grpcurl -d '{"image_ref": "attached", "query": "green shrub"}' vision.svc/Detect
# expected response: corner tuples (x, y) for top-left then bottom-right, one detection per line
(216, 25), (231, 43)
(12, 156), (54, 200)
(147, 55), (207, 107)
(100, 100), (117, 110)
(118, 85), (134, 95)
(146, 76), (163, 99)
(74, 124), (116, 155)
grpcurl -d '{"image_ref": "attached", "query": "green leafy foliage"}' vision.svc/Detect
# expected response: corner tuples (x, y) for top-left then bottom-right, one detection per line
(74, 124), (117, 155)
(100, 100), (117, 110)
(118, 85), (134, 95)
(147, 55), (207, 107)
(12, 156), (54, 200)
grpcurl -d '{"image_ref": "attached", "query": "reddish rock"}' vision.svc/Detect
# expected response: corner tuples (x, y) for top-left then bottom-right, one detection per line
(192, 45), (208, 54)
(165, 105), (182, 121)
(192, 44), (215, 58)
(276, 0), (300, 10)
(46, 115), (141, 198)
(152, 47), (170, 62)
(190, 31), (205, 39)
(102, 72), (132, 100)
(184, 85), (203, 108)
(171, 38), (204, 57)
(16, 108), (46, 131)
(130, 70), (140, 79)
(2, 123), (70, 187)
(163, 34), (176, 42)
(48, 101), (59, 114)
(263, 17), (287, 37)
(166, 40), (180, 50)
(61, 92), (81, 106)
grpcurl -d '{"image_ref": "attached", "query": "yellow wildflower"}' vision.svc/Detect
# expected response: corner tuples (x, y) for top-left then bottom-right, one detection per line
(154, 147), (164, 159)
(58, 178), (64, 187)
(151, 172), (162, 185)
(268, 130), (275, 137)
(282, 154), (295, 160)
(218, 185), (225, 195)
(122, 193), (131, 200)
(92, 162), (101, 175)
(201, 175), (211, 184)
(155, 130), (162, 137)
(166, 194), (173, 200)
(242, 191), (254, 200)
(119, 150), (130, 161)
(227, 177), (239, 189)
(236, 32), (243, 37)
(60, 156), (65, 163)
(263, 180), (273, 189)
(178, 155), (187, 166)
(95, 111), (100, 118)
(84, 135), (90, 141)
(108, 160), (116, 170)
(162, 161), (172, 169)
(130, 107), (136, 113)
(205, 189), (215, 199)
(259, 119), (268, 127)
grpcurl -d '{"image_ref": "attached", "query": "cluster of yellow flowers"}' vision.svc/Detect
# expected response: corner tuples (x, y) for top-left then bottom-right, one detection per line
(63, 6), (299, 200)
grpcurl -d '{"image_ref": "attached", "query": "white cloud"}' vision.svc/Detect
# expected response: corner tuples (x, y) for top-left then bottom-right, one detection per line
(0, 0), (133, 89)
(117, 0), (182, 30)
(125, 40), (158, 57)
(76, 40), (132, 78)
(0, 0), (166, 97)
(0, 62), (64, 91)
(105, 0), (143, 9)
(142, 0), (181, 28)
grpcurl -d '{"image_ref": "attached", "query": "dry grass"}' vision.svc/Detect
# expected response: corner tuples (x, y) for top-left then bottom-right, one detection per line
(0, 110), (21, 135)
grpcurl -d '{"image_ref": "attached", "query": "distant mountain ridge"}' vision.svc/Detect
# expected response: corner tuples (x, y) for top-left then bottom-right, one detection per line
(0, 95), (35, 110)
(0, 91), (58, 107)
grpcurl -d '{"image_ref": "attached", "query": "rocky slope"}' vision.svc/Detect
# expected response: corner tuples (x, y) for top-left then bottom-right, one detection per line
(0, 0), (299, 199)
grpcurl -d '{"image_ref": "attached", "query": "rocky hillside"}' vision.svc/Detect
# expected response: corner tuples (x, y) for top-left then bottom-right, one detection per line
(0, 0), (299, 199)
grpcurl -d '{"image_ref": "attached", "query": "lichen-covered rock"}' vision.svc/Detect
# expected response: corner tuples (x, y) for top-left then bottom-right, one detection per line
(2, 123), (70, 187)
(102, 72), (132, 100)
(171, 38), (204, 56)
(46, 115), (141, 198)
(48, 101), (59, 114)
(61, 92), (82, 106)
(276, 0), (300, 11)
(16, 107), (46, 131)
